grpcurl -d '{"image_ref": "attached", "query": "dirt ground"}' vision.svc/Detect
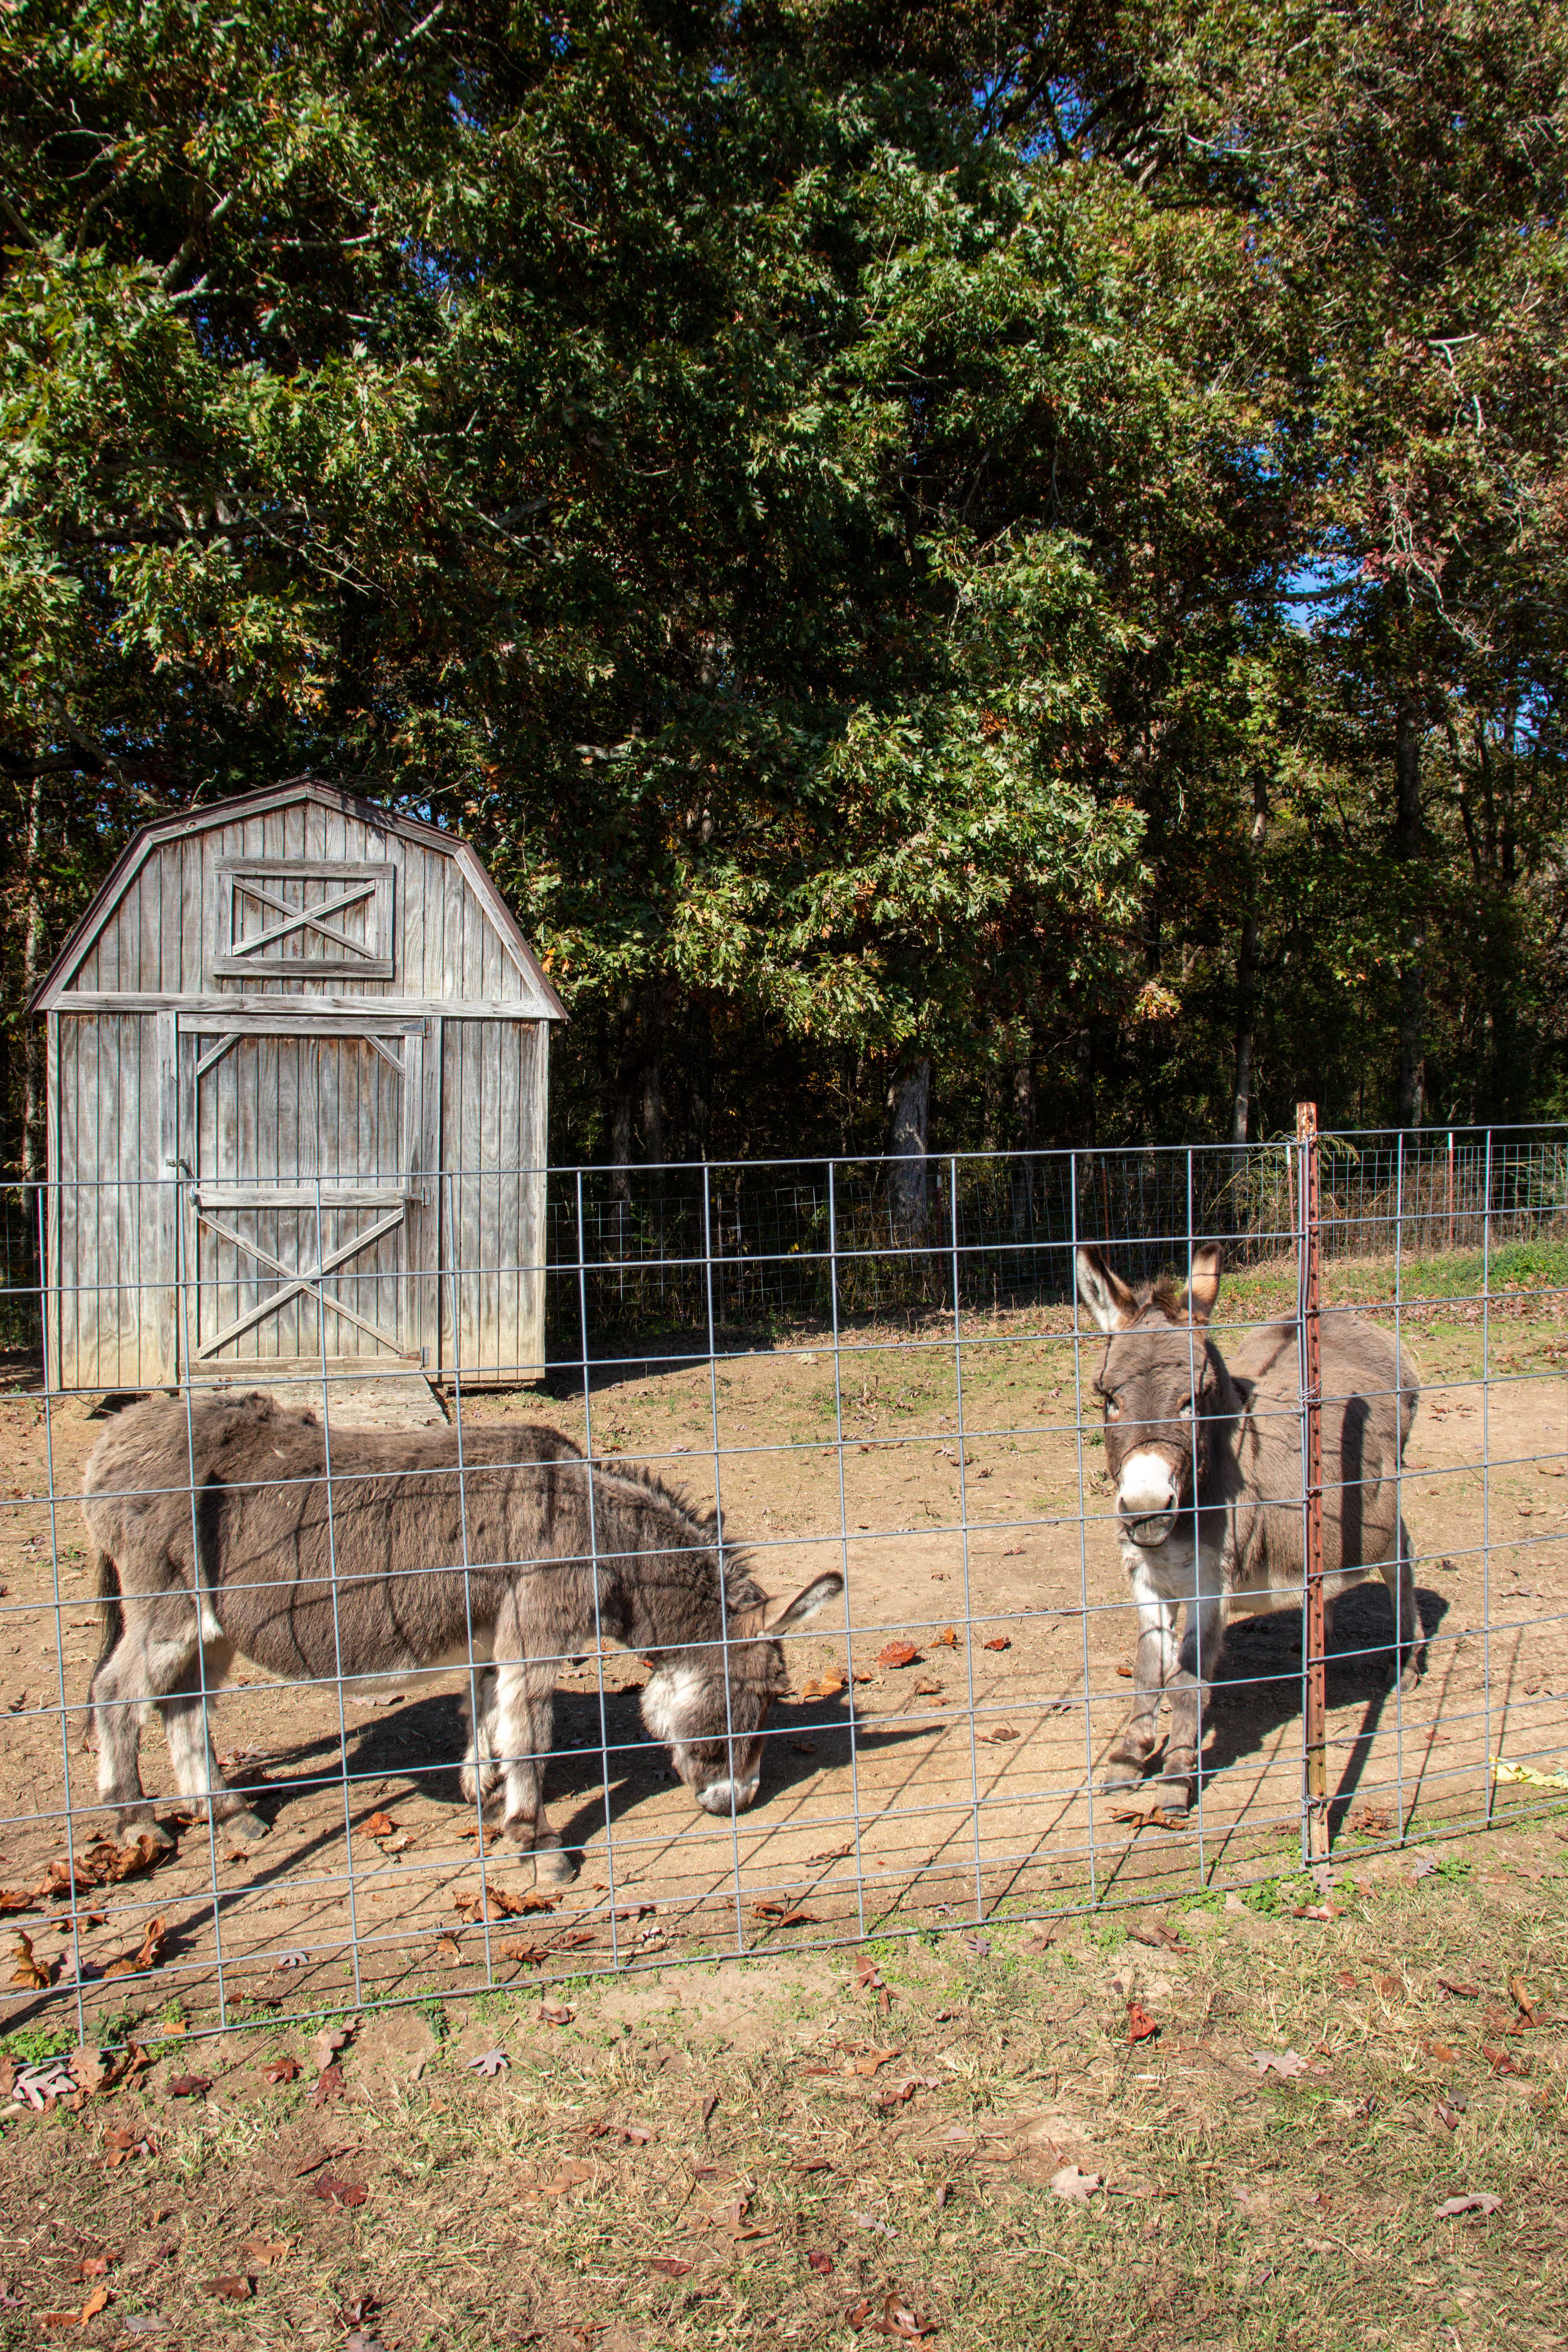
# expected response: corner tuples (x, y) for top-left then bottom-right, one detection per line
(0, 1258), (1564, 2043)
(0, 1812), (1563, 2352)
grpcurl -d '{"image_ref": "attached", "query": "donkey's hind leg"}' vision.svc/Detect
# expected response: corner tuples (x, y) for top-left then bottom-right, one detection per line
(458, 1668), (505, 1816)
(1380, 1521), (1423, 1693)
(490, 1655), (573, 1886)
(161, 1652), (269, 1843)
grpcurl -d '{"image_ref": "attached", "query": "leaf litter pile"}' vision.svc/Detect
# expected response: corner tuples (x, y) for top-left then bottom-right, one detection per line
(0, 1817), (1562, 2350)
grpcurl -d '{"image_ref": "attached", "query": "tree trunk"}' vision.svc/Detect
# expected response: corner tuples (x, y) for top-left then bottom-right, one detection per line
(1395, 699), (1425, 1129)
(887, 1058), (931, 1239)
(1010, 1046), (1036, 1240)
(20, 771), (47, 1185)
(1230, 776), (1268, 1147)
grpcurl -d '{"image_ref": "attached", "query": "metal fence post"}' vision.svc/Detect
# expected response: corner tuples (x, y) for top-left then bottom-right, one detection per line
(1297, 1102), (1328, 1863)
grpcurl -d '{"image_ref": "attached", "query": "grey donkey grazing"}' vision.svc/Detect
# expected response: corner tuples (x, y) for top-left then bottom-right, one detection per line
(1075, 1241), (1421, 1808)
(83, 1392), (842, 1880)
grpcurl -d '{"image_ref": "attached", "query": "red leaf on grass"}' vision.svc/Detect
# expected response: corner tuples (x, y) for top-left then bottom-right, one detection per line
(647, 2257), (692, 2279)
(1126, 2001), (1160, 2044)
(982, 1637), (1011, 1652)
(263, 2056), (301, 2086)
(808, 2251), (835, 2276)
(307, 2174), (367, 2207)
(166, 2075), (211, 2099)
(310, 2064), (345, 2108)
(204, 2275), (253, 2300)
(877, 1642), (919, 1670)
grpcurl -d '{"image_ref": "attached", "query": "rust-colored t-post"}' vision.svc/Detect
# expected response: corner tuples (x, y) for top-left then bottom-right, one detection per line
(1297, 1102), (1328, 1860)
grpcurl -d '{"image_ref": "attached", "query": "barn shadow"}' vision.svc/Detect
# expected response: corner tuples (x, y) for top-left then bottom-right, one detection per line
(1199, 1579), (1451, 1824)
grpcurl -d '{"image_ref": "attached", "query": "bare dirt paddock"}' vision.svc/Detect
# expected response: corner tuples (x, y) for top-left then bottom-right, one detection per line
(1, 1261), (1564, 2044)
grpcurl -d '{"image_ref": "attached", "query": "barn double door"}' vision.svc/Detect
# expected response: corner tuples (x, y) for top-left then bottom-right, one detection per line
(177, 1016), (435, 1375)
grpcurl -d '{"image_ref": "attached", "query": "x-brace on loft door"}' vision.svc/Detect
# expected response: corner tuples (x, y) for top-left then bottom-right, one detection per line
(178, 1017), (429, 1373)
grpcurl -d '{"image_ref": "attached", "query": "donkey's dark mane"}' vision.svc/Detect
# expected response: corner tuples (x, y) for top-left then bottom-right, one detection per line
(595, 1454), (761, 1608)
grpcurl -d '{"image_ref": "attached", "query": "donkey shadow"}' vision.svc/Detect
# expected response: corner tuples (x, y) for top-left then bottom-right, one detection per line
(245, 1683), (925, 1867)
(1198, 1580), (1451, 1818)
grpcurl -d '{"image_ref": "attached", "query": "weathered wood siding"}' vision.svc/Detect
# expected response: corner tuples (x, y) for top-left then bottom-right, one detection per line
(51, 1013), (167, 1390)
(440, 1020), (549, 1381)
(69, 798), (534, 1004)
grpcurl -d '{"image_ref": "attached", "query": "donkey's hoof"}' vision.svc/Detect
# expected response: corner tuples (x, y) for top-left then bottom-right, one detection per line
(119, 1813), (176, 1852)
(224, 1809), (270, 1845)
(1393, 1660), (1421, 1695)
(1100, 1764), (1154, 1794)
(530, 1845), (575, 1889)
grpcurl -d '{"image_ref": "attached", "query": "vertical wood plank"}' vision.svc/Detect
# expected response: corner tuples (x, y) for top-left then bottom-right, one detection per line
(156, 1010), (178, 1382)
(44, 1011), (62, 1388)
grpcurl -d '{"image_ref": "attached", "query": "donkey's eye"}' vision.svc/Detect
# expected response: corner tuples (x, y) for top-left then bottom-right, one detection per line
(1179, 1397), (1194, 1418)
(1103, 1396), (1121, 1421)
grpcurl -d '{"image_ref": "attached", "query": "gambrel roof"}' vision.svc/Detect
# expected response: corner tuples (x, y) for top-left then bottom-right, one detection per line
(31, 778), (566, 1018)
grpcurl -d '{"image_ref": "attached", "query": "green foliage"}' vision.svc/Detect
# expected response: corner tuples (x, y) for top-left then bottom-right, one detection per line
(2, 1), (1565, 1168)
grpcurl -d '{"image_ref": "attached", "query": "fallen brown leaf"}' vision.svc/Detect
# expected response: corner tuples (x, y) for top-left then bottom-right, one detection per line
(307, 2175), (367, 2207)
(242, 2240), (289, 2269)
(9, 1929), (49, 1989)
(1051, 2163), (1103, 2203)
(1126, 2000), (1159, 2044)
(102, 1915), (166, 1979)
(808, 2251), (835, 2276)
(534, 2159), (592, 2197)
(1482, 2043), (1531, 2078)
(877, 1642), (919, 1670)
(435, 1934), (464, 1965)
(165, 2074), (211, 2099)
(363, 1811), (396, 1838)
(802, 1669), (847, 1701)
(74, 2258), (113, 2281)
(310, 2063), (346, 2108)
(203, 2276), (253, 2301)
(262, 2056), (300, 2086)
(1508, 1973), (1538, 2026)
(982, 1637), (1011, 1652)
(647, 2257), (692, 2279)
(1438, 1976), (1481, 1999)
(310, 2025), (350, 2070)
(978, 1725), (1018, 1744)
(538, 1998), (573, 2026)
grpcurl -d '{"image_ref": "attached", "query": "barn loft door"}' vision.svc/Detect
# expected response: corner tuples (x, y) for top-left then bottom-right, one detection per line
(179, 1017), (428, 1372)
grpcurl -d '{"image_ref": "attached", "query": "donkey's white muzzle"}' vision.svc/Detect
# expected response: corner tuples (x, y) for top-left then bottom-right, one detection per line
(1117, 1449), (1180, 1547)
(697, 1775), (761, 1816)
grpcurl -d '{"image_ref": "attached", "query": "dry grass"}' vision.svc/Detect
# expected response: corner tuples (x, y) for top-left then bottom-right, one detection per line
(2, 1811), (1564, 2352)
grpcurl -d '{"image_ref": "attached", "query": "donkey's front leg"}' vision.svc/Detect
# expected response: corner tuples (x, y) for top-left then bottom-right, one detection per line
(88, 1593), (197, 1849)
(1163, 1592), (1226, 1805)
(1102, 1573), (1179, 1789)
(1381, 1521), (1423, 1693)
(490, 1657), (573, 1886)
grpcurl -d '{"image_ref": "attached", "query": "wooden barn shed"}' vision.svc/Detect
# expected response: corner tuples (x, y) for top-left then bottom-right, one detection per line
(31, 780), (564, 1392)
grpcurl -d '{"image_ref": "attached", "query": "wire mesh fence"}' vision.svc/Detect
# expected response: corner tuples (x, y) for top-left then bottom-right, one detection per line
(1, 1124), (1564, 2050)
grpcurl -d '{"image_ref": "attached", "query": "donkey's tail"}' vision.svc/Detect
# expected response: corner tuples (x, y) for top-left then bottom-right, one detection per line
(85, 1549), (122, 1748)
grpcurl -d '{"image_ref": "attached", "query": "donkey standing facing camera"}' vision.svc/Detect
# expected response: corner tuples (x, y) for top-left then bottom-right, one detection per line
(1075, 1241), (1421, 1808)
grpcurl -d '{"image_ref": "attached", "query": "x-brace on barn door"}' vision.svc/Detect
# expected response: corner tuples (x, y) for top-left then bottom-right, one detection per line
(178, 1014), (430, 1372)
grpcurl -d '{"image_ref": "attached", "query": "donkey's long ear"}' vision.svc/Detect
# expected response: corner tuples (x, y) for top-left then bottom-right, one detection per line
(1075, 1245), (1137, 1334)
(731, 1572), (845, 1639)
(1181, 1242), (1223, 1324)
